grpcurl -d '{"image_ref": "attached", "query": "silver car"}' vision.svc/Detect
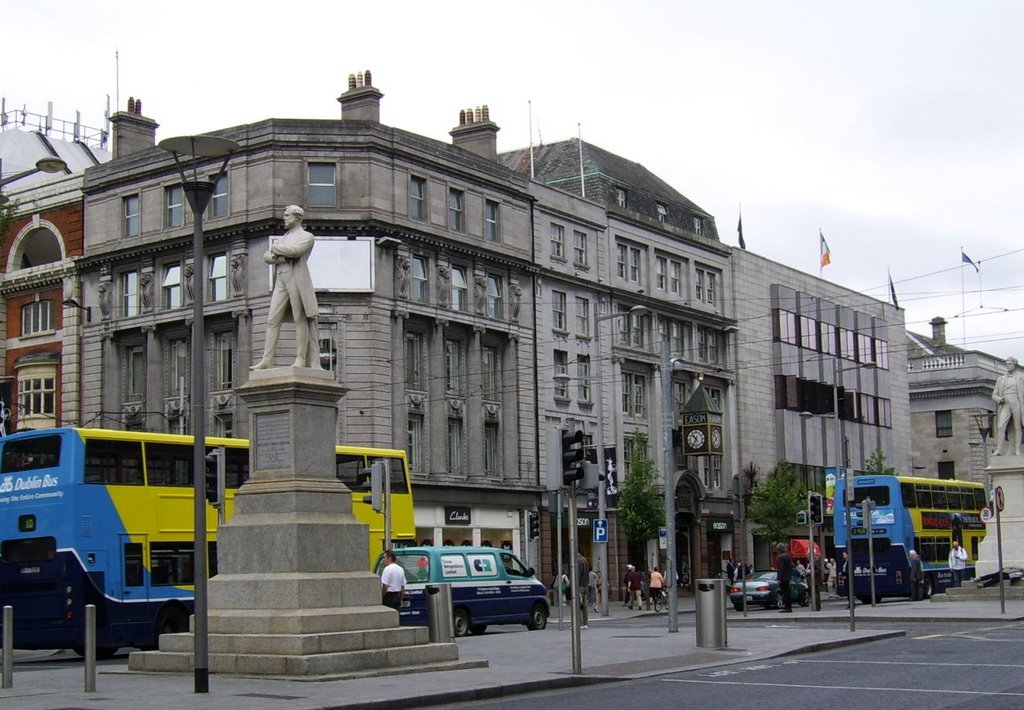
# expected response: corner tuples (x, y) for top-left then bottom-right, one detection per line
(729, 570), (810, 610)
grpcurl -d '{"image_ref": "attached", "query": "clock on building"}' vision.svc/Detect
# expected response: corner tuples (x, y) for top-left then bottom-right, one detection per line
(686, 428), (706, 452)
(710, 428), (722, 451)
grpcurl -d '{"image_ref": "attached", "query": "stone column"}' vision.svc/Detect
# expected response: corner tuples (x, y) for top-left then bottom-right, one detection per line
(129, 366), (466, 676)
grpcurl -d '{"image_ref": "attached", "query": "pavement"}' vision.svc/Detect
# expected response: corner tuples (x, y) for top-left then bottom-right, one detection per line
(3, 595), (1024, 710)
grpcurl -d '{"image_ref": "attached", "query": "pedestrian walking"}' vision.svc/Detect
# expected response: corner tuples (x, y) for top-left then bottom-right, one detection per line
(909, 549), (925, 601)
(380, 549), (405, 610)
(587, 567), (598, 614)
(776, 543), (794, 613)
(625, 564), (643, 610)
(948, 540), (968, 588)
(577, 550), (590, 628)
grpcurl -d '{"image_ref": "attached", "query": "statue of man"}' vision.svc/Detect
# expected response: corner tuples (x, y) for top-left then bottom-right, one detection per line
(992, 356), (1024, 456)
(251, 205), (320, 370)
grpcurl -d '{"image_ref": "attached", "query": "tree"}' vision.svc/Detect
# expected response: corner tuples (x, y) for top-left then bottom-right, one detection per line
(0, 199), (19, 247)
(617, 431), (664, 546)
(864, 448), (896, 475)
(746, 461), (804, 548)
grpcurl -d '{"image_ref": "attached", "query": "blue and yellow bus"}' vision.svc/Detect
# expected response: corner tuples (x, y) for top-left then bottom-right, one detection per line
(0, 427), (414, 656)
(835, 474), (986, 601)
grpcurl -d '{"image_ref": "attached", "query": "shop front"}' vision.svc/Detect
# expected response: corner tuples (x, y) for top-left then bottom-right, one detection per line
(414, 503), (521, 552)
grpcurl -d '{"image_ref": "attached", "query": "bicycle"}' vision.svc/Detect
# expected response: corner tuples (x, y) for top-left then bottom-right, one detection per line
(652, 587), (667, 612)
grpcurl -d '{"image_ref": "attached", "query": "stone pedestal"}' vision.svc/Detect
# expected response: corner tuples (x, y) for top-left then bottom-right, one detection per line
(975, 454), (1024, 578)
(130, 367), (478, 677)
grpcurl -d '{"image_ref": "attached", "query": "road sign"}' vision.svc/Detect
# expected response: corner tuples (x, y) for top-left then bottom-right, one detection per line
(658, 526), (667, 550)
(995, 486), (1005, 513)
(593, 518), (608, 543)
(980, 506), (993, 523)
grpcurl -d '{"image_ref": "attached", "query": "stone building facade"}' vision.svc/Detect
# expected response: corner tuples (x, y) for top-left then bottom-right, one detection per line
(2, 76), (915, 591)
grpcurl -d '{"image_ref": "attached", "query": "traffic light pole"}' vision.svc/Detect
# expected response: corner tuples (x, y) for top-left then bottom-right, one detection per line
(808, 492), (818, 611)
(567, 481), (582, 675)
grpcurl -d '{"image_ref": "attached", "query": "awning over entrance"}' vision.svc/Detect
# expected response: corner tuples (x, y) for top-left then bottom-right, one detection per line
(789, 538), (821, 559)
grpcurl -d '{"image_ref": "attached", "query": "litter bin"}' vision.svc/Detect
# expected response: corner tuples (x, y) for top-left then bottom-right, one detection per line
(425, 583), (453, 643)
(695, 578), (728, 649)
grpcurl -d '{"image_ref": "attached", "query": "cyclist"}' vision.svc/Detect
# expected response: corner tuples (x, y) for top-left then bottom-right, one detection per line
(649, 565), (665, 610)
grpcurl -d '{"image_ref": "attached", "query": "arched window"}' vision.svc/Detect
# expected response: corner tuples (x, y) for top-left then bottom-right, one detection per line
(14, 227), (64, 269)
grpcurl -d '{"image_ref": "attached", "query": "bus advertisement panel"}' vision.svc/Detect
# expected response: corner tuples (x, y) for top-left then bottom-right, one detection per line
(834, 474), (986, 602)
(0, 427), (414, 656)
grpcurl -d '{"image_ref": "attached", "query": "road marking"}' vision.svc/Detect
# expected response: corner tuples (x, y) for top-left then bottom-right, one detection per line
(662, 679), (1024, 698)
(795, 659), (1024, 669)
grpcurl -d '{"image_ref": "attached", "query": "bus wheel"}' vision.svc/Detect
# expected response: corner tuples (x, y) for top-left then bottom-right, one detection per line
(924, 576), (934, 599)
(155, 605), (189, 642)
(452, 608), (471, 638)
(73, 646), (119, 659)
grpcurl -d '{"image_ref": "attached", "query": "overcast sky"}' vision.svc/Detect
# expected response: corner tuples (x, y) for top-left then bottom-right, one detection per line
(6, 0), (1022, 360)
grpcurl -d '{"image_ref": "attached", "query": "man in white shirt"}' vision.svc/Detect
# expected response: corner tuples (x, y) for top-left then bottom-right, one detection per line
(380, 549), (405, 610)
(948, 540), (968, 588)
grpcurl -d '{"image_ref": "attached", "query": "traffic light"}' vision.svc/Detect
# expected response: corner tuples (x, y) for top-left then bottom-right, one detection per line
(581, 461), (600, 489)
(204, 448), (225, 507)
(560, 429), (585, 485)
(528, 511), (540, 540)
(359, 461), (385, 512)
(809, 493), (823, 525)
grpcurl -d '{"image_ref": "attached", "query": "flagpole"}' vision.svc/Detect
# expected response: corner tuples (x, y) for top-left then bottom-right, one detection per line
(528, 100), (535, 179)
(578, 123), (585, 198)
(819, 230), (823, 280)
(960, 246), (966, 347)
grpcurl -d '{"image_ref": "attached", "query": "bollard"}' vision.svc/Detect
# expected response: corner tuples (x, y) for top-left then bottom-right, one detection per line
(2, 605), (12, 688)
(84, 604), (96, 692)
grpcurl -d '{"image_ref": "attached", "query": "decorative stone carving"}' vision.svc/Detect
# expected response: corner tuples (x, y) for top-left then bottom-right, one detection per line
(139, 272), (153, 312)
(230, 253), (246, 297)
(396, 255), (411, 299)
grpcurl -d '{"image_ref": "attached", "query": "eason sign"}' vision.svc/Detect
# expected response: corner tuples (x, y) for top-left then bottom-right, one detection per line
(706, 517), (734, 534)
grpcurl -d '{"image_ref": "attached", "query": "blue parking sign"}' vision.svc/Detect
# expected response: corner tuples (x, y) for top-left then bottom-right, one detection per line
(593, 518), (608, 543)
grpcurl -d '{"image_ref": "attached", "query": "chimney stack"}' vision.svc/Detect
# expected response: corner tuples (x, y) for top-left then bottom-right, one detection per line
(111, 96), (159, 159)
(338, 70), (383, 122)
(930, 316), (947, 346)
(450, 105), (499, 160)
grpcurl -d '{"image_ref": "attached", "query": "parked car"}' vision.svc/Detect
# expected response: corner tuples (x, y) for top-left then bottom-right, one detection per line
(729, 570), (810, 610)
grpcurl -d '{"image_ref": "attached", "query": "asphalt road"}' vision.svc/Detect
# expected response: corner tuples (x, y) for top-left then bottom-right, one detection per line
(434, 619), (1024, 710)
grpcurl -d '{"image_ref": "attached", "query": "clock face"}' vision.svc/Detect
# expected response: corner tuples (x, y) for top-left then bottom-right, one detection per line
(686, 428), (706, 450)
(711, 429), (722, 450)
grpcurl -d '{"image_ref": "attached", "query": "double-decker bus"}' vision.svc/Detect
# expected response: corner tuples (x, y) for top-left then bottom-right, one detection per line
(0, 427), (414, 656)
(835, 474), (986, 602)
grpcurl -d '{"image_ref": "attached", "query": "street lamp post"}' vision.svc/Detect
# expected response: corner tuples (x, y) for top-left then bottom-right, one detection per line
(593, 304), (648, 617)
(158, 135), (239, 694)
(0, 156), (69, 203)
(833, 358), (875, 633)
(660, 341), (684, 633)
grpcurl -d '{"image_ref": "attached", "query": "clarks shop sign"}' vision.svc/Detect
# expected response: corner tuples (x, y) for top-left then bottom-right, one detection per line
(445, 506), (472, 526)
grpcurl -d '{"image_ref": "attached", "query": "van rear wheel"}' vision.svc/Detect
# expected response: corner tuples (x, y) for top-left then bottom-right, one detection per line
(526, 602), (548, 630)
(452, 608), (471, 637)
